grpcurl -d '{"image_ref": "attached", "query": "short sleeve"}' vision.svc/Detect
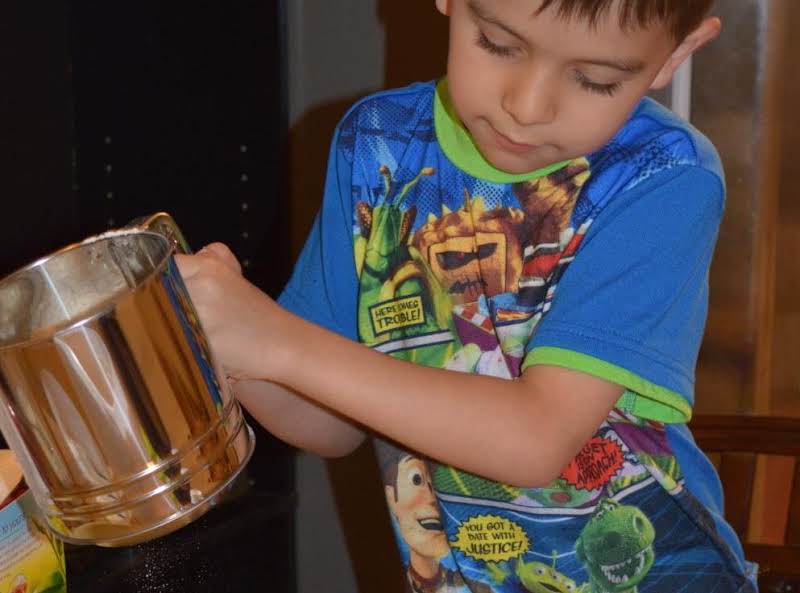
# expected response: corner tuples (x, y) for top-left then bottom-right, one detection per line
(277, 122), (359, 341)
(522, 166), (724, 423)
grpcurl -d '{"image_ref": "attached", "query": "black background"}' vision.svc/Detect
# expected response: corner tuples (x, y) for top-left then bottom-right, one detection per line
(1, 2), (295, 591)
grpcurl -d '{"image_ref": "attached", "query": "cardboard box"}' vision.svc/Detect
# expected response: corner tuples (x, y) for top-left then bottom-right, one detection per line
(0, 454), (66, 593)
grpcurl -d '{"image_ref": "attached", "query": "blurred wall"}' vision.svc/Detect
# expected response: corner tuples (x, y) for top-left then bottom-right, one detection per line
(287, 3), (448, 593)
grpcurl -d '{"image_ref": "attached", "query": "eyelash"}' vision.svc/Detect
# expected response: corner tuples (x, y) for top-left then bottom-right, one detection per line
(475, 31), (623, 97)
(572, 71), (623, 97)
(476, 31), (517, 58)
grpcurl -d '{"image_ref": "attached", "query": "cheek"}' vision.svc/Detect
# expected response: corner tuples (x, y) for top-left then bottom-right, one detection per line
(447, 33), (502, 98)
(448, 60), (502, 123)
(397, 486), (426, 509)
(563, 100), (636, 149)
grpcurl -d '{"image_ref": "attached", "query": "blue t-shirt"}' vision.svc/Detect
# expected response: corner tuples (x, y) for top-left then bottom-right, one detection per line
(279, 80), (758, 592)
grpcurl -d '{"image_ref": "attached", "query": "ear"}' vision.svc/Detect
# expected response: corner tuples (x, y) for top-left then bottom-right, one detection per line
(650, 16), (721, 90)
(435, 0), (451, 16)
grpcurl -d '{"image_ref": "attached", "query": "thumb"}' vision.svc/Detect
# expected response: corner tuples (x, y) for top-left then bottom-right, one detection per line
(200, 242), (242, 274)
(173, 253), (203, 280)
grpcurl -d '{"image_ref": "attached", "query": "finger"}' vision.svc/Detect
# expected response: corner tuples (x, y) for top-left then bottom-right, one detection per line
(199, 242), (242, 274)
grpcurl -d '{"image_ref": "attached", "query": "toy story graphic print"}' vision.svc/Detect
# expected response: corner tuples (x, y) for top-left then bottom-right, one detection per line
(354, 159), (589, 375)
(337, 83), (754, 593)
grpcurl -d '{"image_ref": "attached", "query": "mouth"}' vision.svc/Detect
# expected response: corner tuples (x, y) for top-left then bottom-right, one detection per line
(417, 517), (444, 532)
(491, 126), (541, 154)
(599, 547), (651, 585)
(449, 277), (487, 295)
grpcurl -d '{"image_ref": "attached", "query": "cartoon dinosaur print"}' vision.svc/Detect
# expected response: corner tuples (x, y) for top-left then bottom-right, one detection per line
(575, 499), (655, 593)
(526, 478), (600, 509)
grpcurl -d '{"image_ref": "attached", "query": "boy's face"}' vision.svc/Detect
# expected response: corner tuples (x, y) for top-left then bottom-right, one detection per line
(437, 0), (699, 174)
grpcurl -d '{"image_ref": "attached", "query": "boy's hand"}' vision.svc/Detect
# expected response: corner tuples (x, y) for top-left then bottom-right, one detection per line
(196, 242), (242, 274)
(175, 243), (281, 382)
(175, 244), (367, 457)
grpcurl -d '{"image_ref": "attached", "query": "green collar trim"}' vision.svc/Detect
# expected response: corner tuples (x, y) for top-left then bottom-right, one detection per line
(433, 79), (571, 184)
(522, 347), (692, 424)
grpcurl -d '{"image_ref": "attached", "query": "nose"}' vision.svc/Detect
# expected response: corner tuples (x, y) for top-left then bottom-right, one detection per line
(501, 66), (558, 127)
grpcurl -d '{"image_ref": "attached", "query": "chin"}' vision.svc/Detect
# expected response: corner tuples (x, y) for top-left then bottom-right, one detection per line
(476, 142), (554, 175)
(499, 161), (541, 175)
(486, 154), (548, 175)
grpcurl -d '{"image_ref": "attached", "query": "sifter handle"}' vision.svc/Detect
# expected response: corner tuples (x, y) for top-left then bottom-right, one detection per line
(126, 212), (192, 254)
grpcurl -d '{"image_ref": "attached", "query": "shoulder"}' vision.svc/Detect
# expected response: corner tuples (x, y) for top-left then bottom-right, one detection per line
(337, 80), (437, 139)
(641, 98), (721, 172)
(613, 97), (722, 176)
(587, 97), (723, 199)
(332, 81), (439, 188)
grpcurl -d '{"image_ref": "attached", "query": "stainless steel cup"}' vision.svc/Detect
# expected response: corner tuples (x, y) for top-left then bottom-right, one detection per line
(0, 213), (255, 546)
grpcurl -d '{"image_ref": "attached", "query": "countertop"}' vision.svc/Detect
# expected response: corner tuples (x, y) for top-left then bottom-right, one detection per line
(64, 481), (296, 593)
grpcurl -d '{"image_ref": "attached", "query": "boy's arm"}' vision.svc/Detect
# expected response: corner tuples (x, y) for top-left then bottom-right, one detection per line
(185, 243), (367, 459)
(178, 250), (620, 488)
(264, 304), (623, 487)
(180, 165), (722, 487)
(233, 380), (366, 458)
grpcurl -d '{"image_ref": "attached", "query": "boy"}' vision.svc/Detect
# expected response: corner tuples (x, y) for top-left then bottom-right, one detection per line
(179, 1), (758, 590)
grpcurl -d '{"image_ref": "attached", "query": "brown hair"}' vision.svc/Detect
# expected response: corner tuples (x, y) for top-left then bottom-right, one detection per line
(536, 0), (715, 41)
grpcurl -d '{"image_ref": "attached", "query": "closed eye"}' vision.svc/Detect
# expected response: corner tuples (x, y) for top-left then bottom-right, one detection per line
(476, 30), (519, 59)
(572, 70), (622, 97)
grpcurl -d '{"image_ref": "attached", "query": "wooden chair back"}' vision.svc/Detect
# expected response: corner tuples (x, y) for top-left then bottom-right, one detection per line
(690, 414), (800, 593)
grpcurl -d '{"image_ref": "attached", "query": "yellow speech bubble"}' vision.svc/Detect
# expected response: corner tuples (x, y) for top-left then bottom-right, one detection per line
(451, 514), (530, 562)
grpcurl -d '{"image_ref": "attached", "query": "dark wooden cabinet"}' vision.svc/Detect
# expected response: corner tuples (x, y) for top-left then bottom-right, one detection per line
(1, 3), (295, 591)
(68, 0), (290, 296)
(0, 3), (77, 275)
